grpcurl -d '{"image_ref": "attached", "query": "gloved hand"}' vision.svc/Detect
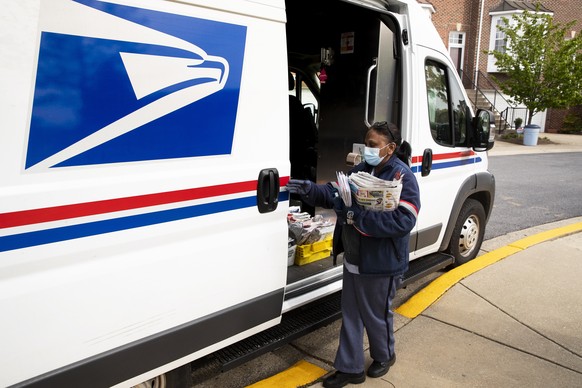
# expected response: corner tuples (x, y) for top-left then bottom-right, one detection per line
(286, 179), (312, 195)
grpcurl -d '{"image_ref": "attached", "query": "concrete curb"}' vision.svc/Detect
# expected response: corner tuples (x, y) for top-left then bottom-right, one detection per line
(395, 220), (582, 319)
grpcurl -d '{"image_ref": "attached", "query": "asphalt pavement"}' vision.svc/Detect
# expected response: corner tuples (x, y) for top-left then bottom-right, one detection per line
(247, 133), (582, 388)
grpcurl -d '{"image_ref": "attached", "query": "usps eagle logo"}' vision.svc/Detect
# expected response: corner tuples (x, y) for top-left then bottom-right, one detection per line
(26, 0), (246, 170)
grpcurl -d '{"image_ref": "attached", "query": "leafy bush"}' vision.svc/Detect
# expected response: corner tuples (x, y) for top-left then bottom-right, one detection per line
(560, 112), (582, 134)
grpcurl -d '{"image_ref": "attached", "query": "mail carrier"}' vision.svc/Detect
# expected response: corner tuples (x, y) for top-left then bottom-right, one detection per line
(0, 0), (494, 387)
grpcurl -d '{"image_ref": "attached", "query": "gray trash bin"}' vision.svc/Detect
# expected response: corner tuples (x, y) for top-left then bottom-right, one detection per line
(523, 124), (540, 146)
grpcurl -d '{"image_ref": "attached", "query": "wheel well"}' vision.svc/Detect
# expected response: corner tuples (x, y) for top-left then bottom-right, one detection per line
(439, 172), (495, 252)
(469, 190), (492, 222)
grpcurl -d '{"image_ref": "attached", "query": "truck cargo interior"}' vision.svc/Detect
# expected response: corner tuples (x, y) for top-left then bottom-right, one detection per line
(285, 0), (402, 289)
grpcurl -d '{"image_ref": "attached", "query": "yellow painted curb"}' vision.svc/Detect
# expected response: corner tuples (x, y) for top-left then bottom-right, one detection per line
(396, 222), (582, 319)
(509, 222), (582, 249)
(246, 360), (327, 388)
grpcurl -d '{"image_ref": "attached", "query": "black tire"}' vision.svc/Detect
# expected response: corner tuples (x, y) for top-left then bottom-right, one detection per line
(447, 199), (486, 266)
(164, 364), (193, 388)
(133, 364), (192, 388)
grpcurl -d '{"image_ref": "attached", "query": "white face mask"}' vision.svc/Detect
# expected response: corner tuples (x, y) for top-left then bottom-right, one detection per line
(364, 144), (388, 166)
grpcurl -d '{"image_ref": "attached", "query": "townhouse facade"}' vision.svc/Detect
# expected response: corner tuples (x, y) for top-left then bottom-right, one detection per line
(418, 0), (582, 132)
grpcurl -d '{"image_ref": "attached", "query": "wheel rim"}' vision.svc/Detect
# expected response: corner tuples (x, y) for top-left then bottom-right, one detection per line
(458, 214), (480, 257)
(133, 374), (166, 388)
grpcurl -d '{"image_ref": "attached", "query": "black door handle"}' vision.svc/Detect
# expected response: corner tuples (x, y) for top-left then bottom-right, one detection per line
(421, 148), (433, 177)
(257, 168), (280, 213)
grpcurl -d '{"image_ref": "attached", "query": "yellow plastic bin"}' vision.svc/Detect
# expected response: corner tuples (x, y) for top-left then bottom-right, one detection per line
(295, 236), (333, 266)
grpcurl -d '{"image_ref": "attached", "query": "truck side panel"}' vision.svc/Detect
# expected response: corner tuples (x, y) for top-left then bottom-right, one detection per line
(0, 1), (289, 386)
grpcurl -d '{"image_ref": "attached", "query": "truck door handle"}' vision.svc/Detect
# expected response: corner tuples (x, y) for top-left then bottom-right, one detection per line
(257, 168), (280, 213)
(421, 148), (433, 177)
(364, 57), (378, 127)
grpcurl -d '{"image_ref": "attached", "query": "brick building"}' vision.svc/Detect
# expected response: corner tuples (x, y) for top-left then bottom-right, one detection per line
(419, 0), (582, 132)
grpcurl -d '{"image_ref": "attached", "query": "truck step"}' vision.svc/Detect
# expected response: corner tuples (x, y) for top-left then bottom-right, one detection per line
(401, 252), (454, 288)
(190, 291), (342, 384)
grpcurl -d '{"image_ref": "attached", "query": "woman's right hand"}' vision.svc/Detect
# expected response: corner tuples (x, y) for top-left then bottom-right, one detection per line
(286, 179), (312, 195)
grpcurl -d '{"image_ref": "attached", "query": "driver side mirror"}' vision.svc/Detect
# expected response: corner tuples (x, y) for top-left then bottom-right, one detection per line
(471, 109), (495, 151)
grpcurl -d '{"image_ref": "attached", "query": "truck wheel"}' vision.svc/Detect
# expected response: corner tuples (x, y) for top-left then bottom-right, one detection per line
(448, 199), (486, 266)
(132, 364), (192, 388)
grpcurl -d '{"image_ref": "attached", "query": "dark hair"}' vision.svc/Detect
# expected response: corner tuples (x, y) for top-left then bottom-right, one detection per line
(368, 121), (412, 166)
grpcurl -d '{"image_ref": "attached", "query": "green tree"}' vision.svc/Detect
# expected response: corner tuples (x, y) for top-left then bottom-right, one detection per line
(488, 7), (582, 125)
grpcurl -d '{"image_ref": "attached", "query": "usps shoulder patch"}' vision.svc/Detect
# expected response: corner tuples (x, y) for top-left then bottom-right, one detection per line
(26, 0), (247, 170)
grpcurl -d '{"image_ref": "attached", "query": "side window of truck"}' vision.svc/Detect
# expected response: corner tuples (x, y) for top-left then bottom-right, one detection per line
(425, 60), (470, 147)
(289, 71), (319, 124)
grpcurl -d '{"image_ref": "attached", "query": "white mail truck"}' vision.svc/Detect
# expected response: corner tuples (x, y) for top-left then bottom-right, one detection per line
(0, 0), (494, 386)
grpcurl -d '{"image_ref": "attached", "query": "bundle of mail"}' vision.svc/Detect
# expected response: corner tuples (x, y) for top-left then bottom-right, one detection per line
(288, 208), (335, 246)
(337, 171), (403, 211)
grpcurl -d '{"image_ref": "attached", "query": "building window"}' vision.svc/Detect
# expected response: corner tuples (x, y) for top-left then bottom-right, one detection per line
(487, 6), (554, 72)
(488, 14), (515, 72)
(493, 18), (506, 53)
(487, 15), (511, 72)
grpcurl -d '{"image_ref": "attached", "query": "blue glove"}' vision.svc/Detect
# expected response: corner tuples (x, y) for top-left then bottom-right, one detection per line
(286, 179), (312, 195)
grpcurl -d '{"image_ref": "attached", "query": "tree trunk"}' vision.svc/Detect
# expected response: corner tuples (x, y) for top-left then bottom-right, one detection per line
(527, 109), (534, 126)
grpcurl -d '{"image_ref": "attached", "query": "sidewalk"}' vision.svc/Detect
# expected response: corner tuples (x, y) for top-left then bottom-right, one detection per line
(292, 218), (582, 388)
(488, 132), (582, 156)
(387, 219), (582, 388)
(263, 133), (582, 388)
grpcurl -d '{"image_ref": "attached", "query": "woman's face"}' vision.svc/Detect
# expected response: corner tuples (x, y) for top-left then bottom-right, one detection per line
(365, 129), (395, 160)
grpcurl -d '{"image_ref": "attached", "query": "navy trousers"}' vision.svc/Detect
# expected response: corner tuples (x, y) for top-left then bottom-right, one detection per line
(333, 267), (400, 373)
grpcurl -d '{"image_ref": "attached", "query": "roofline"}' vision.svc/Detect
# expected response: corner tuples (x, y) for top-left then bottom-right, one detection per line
(489, 9), (554, 16)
